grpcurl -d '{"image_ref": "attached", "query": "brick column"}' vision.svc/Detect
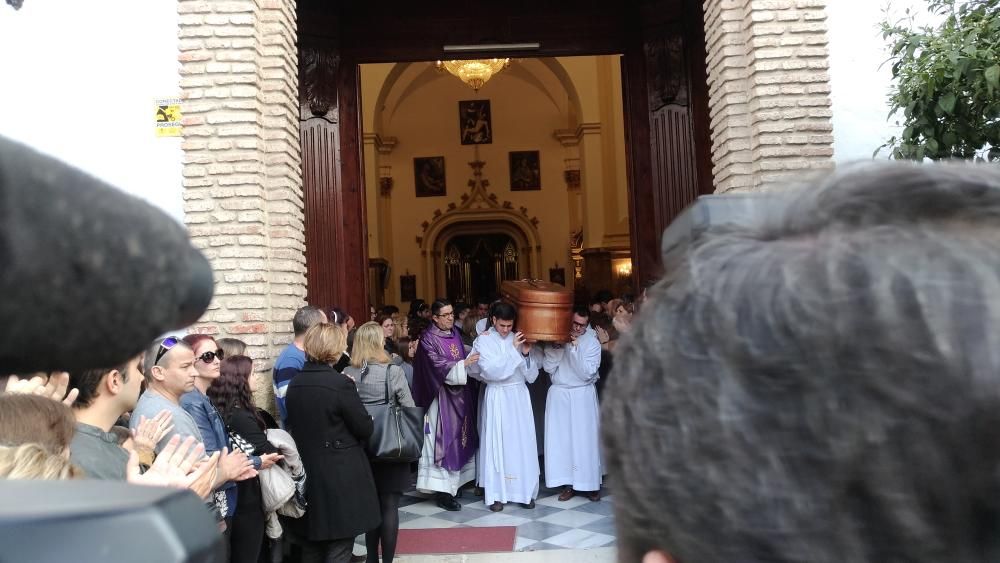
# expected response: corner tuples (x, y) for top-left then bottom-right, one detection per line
(177, 0), (304, 409)
(703, 0), (834, 191)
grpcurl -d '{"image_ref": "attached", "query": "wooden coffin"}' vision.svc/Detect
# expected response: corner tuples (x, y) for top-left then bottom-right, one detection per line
(500, 280), (573, 342)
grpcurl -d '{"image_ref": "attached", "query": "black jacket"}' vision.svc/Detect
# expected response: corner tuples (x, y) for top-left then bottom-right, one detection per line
(285, 361), (380, 541)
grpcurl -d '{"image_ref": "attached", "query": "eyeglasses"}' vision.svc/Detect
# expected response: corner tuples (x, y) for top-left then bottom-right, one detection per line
(572, 321), (588, 329)
(197, 349), (225, 364)
(154, 336), (181, 366)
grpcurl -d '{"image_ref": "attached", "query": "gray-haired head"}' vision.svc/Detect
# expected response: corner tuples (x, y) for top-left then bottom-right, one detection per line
(603, 162), (1000, 563)
(292, 305), (326, 336)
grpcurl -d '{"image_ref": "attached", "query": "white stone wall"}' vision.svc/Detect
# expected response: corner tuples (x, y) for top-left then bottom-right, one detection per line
(177, 0), (304, 408)
(703, 0), (835, 191)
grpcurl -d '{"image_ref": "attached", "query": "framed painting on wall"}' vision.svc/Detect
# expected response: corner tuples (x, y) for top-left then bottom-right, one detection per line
(509, 150), (541, 191)
(459, 100), (492, 145)
(400, 274), (417, 302)
(414, 156), (446, 197)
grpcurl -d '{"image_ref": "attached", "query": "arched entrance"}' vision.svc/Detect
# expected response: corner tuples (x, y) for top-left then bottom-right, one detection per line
(297, 0), (716, 318)
(442, 233), (519, 304)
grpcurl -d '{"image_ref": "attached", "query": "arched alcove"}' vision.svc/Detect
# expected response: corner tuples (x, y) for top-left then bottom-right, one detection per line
(421, 209), (542, 299)
(431, 219), (536, 301)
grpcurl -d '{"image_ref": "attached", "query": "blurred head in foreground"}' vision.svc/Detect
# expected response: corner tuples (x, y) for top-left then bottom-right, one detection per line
(603, 162), (1000, 563)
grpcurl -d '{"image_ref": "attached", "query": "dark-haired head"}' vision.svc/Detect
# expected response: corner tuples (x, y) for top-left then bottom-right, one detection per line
(572, 305), (592, 320)
(431, 299), (452, 316)
(326, 307), (347, 326)
(208, 355), (260, 426)
(408, 299), (427, 319)
(592, 289), (613, 304)
(491, 302), (516, 321)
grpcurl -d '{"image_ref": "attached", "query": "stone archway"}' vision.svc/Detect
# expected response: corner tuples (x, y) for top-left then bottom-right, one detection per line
(431, 219), (535, 301)
(418, 161), (544, 300)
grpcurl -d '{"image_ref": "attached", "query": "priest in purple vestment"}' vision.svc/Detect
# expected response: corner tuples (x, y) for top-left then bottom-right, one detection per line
(412, 299), (481, 511)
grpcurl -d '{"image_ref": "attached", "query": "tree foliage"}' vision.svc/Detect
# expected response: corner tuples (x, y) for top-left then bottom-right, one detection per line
(878, 0), (1000, 161)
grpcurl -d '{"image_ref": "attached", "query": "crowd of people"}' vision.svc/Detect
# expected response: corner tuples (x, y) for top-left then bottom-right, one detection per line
(0, 285), (627, 563)
(4, 162), (1000, 563)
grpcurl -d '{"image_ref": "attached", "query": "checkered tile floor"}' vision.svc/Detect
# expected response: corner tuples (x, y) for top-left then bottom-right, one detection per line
(357, 482), (615, 553)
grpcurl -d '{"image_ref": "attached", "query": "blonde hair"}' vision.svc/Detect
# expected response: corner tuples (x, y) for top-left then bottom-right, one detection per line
(303, 323), (347, 365)
(0, 443), (82, 480)
(351, 322), (391, 367)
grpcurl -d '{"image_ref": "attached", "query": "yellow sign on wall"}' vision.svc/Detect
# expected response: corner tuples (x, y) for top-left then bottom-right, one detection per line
(155, 98), (182, 137)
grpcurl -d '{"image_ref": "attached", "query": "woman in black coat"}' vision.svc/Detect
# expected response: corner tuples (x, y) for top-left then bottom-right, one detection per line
(285, 323), (381, 563)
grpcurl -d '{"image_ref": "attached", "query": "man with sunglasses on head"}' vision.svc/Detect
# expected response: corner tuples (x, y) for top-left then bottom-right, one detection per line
(130, 337), (204, 452)
(131, 337), (256, 525)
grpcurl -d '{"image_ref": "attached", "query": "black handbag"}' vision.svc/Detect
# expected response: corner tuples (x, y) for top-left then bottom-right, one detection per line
(362, 364), (425, 463)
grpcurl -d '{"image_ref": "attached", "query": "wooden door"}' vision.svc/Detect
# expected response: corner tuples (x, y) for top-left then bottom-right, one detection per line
(623, 0), (713, 287)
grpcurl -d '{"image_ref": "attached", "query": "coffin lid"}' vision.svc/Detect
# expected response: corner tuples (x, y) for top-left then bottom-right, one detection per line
(500, 279), (573, 305)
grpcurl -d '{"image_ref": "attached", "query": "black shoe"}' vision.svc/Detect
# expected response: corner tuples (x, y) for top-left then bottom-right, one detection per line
(489, 501), (504, 512)
(436, 493), (461, 511)
(519, 500), (536, 509)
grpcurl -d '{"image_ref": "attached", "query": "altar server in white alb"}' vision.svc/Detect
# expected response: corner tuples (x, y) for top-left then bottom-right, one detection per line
(471, 302), (543, 512)
(542, 306), (603, 501)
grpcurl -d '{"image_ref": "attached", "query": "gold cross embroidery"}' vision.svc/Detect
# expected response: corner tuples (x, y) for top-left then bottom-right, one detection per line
(449, 343), (460, 359)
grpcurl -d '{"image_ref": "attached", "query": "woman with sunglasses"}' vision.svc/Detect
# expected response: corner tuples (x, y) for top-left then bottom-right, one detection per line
(180, 334), (241, 532)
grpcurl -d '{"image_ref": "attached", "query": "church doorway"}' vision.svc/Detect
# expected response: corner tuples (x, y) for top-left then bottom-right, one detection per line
(444, 233), (520, 305)
(297, 0), (714, 322)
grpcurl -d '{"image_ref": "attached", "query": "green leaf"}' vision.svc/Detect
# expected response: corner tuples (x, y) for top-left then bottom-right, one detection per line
(938, 93), (957, 114)
(985, 65), (1000, 89)
(927, 138), (940, 154)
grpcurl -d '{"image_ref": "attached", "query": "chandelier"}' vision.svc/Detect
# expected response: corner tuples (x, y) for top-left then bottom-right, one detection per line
(435, 58), (511, 91)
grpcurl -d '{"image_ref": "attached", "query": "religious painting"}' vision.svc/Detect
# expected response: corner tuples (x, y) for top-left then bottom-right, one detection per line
(459, 100), (492, 145)
(509, 150), (541, 191)
(400, 274), (417, 302)
(549, 267), (566, 286)
(413, 156), (446, 197)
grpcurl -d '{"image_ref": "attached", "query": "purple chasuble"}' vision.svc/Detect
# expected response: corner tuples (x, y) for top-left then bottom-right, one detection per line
(412, 325), (479, 471)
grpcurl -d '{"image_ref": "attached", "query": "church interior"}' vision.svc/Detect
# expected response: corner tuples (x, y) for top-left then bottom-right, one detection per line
(359, 56), (635, 309)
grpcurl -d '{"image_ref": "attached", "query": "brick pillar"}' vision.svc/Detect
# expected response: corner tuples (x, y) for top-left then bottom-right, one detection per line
(703, 0), (834, 192)
(177, 0), (304, 410)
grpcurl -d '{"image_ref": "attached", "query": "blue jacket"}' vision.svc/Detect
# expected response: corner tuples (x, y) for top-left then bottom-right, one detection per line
(181, 389), (238, 518)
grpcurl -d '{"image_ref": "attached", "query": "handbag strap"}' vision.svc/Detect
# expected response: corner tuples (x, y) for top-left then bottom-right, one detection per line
(383, 364), (392, 406)
(360, 362), (394, 407)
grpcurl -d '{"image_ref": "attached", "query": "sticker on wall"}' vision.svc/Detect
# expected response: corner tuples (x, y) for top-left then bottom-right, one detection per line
(155, 98), (182, 137)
